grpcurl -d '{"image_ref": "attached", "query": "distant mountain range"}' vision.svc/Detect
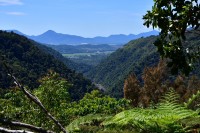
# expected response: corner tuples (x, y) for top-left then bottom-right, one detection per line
(7, 30), (159, 45)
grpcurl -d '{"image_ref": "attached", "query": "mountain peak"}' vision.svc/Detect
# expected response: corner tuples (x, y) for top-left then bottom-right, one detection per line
(43, 30), (57, 35)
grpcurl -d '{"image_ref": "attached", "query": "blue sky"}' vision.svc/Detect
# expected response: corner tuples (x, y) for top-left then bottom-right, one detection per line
(0, 0), (154, 37)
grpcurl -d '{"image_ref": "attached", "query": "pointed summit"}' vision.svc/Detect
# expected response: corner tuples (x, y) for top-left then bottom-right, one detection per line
(42, 30), (57, 35)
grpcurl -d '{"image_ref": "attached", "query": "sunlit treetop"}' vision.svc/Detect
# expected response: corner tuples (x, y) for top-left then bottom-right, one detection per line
(143, 0), (200, 75)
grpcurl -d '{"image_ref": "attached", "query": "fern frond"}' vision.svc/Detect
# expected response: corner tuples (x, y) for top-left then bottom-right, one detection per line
(66, 114), (112, 132)
(103, 88), (199, 132)
(185, 90), (200, 109)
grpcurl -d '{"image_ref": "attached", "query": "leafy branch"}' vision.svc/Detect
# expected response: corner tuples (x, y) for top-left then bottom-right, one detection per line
(143, 0), (200, 75)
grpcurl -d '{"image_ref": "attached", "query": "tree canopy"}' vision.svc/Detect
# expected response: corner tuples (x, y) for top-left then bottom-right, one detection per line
(143, 0), (200, 75)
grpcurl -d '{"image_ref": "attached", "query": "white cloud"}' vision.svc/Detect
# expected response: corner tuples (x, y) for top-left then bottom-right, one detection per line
(6, 11), (26, 15)
(0, 0), (23, 6)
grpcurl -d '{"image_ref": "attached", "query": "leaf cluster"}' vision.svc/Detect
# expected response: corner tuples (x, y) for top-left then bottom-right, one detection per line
(143, 0), (200, 75)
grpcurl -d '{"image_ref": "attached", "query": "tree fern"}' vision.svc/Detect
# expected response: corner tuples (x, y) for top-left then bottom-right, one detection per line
(103, 88), (198, 133)
(66, 114), (112, 133)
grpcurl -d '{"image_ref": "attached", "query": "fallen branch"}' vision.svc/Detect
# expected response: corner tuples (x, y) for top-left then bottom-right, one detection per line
(0, 56), (67, 133)
(8, 74), (67, 133)
(0, 119), (55, 133)
(0, 127), (33, 133)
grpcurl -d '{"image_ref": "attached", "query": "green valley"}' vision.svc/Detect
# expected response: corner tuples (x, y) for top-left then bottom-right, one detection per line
(1, 0), (200, 132)
(46, 44), (121, 67)
(63, 51), (113, 66)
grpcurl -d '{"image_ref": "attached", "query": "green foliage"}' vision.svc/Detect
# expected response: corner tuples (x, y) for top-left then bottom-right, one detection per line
(87, 36), (160, 98)
(1, 73), (200, 133)
(185, 90), (200, 110)
(0, 83), (130, 132)
(0, 72), (73, 132)
(0, 30), (95, 100)
(66, 89), (200, 133)
(87, 33), (200, 99)
(179, 117), (200, 132)
(102, 89), (198, 133)
(0, 89), (25, 119)
(66, 90), (131, 116)
(34, 71), (71, 110)
(143, 0), (200, 75)
(66, 114), (112, 132)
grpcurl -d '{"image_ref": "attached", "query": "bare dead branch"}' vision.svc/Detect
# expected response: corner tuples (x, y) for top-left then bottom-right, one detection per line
(0, 127), (33, 133)
(0, 56), (67, 133)
(7, 74), (67, 133)
(0, 119), (55, 133)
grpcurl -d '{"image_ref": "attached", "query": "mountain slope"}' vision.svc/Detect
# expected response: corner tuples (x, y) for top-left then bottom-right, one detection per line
(86, 32), (200, 98)
(8, 30), (159, 45)
(0, 31), (94, 100)
(86, 36), (160, 98)
(35, 42), (93, 73)
(30, 30), (85, 45)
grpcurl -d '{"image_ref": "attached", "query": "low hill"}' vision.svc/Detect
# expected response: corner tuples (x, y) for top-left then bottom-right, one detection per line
(0, 31), (95, 100)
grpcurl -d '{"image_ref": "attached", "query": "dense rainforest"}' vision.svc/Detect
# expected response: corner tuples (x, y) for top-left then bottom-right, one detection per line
(0, 30), (200, 133)
(1, 0), (200, 132)
(0, 31), (95, 100)
(86, 32), (200, 98)
(86, 36), (160, 98)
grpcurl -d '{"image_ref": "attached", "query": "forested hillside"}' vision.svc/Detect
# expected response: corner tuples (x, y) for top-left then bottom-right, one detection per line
(0, 31), (95, 100)
(87, 32), (200, 98)
(35, 42), (93, 74)
(86, 36), (159, 97)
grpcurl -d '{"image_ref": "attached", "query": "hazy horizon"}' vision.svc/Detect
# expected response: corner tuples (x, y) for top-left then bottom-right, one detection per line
(0, 0), (154, 37)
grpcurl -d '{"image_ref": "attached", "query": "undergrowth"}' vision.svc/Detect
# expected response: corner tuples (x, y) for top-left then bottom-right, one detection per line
(67, 89), (200, 133)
